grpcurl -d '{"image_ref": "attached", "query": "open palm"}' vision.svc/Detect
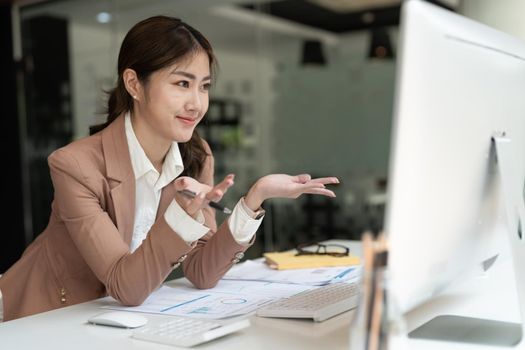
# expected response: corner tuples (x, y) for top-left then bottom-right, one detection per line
(244, 174), (339, 211)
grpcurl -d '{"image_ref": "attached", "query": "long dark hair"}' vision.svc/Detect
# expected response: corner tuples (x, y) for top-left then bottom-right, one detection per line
(90, 15), (217, 178)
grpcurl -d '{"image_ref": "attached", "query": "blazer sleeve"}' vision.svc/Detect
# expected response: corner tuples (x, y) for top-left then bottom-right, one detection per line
(48, 149), (194, 306)
(182, 139), (255, 289)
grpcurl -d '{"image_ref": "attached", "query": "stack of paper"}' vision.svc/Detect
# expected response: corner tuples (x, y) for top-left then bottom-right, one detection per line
(264, 251), (360, 270)
(222, 259), (361, 286)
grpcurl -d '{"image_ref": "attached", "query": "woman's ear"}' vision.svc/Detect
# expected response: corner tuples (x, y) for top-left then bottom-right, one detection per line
(122, 68), (141, 101)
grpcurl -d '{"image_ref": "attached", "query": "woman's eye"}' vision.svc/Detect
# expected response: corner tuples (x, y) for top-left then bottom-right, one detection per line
(176, 81), (189, 88)
(202, 83), (211, 91)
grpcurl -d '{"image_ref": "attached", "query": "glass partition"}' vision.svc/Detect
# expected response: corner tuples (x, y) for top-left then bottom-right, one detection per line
(16, 0), (400, 260)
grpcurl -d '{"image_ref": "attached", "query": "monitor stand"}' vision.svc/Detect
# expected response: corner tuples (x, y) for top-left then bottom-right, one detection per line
(406, 135), (525, 347)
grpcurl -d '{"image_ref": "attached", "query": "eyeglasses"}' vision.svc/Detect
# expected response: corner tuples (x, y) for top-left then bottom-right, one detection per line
(295, 243), (350, 257)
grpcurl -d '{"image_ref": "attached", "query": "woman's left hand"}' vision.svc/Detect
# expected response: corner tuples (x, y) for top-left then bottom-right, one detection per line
(244, 174), (339, 211)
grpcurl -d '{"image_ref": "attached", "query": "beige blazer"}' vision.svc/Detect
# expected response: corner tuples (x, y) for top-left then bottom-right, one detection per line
(0, 115), (252, 321)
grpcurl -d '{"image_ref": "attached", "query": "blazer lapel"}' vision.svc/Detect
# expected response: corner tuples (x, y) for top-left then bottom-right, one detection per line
(102, 115), (135, 246)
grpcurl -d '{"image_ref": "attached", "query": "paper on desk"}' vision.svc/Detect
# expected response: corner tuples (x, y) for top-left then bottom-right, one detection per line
(102, 280), (315, 319)
(222, 259), (362, 286)
(207, 279), (316, 298)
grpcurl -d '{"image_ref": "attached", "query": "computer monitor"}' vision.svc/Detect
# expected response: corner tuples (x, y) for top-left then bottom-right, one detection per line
(385, 0), (525, 346)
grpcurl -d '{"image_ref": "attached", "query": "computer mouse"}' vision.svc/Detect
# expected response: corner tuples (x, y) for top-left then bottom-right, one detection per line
(88, 311), (148, 328)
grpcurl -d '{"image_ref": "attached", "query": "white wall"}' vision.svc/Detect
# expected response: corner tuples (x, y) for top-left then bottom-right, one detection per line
(271, 31), (396, 181)
(69, 22), (120, 139)
(208, 48), (277, 199)
(460, 0), (525, 41)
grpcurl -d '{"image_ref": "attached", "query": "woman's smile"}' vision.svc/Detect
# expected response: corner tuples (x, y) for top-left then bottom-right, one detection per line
(176, 115), (198, 126)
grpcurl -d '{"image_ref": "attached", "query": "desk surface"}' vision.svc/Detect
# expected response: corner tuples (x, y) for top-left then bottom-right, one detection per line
(0, 240), (520, 349)
(0, 240), (360, 350)
(0, 294), (356, 350)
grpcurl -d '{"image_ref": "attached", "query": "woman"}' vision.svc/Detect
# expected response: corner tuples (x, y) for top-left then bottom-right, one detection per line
(0, 15), (338, 322)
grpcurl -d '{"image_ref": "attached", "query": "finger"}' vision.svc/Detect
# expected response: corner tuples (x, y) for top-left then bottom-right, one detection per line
(217, 174), (235, 189)
(294, 174), (311, 183)
(174, 176), (191, 191)
(308, 177), (340, 185)
(206, 178), (234, 202)
(300, 183), (326, 190)
(210, 174), (235, 198)
(303, 188), (336, 197)
(206, 188), (224, 203)
(289, 183), (326, 197)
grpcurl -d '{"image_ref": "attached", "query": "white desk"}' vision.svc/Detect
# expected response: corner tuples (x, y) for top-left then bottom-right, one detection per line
(0, 240), (360, 350)
(0, 240), (520, 349)
(0, 291), (356, 350)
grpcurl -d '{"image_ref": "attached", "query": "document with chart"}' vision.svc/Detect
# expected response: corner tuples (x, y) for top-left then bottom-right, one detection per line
(101, 281), (315, 319)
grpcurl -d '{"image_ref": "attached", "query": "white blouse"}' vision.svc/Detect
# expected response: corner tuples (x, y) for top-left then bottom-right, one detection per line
(124, 113), (263, 251)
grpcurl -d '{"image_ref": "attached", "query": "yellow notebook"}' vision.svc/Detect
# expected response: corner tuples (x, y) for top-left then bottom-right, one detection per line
(264, 251), (360, 270)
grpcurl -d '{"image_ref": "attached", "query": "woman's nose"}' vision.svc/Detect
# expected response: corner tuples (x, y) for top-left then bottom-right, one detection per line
(185, 90), (202, 112)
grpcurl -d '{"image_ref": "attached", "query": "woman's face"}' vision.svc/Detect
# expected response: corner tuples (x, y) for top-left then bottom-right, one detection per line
(135, 50), (211, 144)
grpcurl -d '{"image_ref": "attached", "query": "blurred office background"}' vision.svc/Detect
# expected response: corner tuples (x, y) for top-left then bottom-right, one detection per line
(2, 0), (524, 273)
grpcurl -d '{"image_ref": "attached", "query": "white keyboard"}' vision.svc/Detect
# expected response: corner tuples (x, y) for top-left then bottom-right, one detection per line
(256, 282), (360, 322)
(132, 316), (250, 348)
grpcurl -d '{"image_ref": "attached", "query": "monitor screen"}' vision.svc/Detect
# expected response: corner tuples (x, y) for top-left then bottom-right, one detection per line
(385, 0), (525, 317)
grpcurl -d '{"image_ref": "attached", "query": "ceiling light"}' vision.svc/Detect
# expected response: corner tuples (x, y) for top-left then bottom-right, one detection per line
(96, 12), (112, 24)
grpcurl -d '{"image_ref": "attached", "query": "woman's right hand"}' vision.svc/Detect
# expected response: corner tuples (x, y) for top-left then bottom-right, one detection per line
(174, 174), (235, 218)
